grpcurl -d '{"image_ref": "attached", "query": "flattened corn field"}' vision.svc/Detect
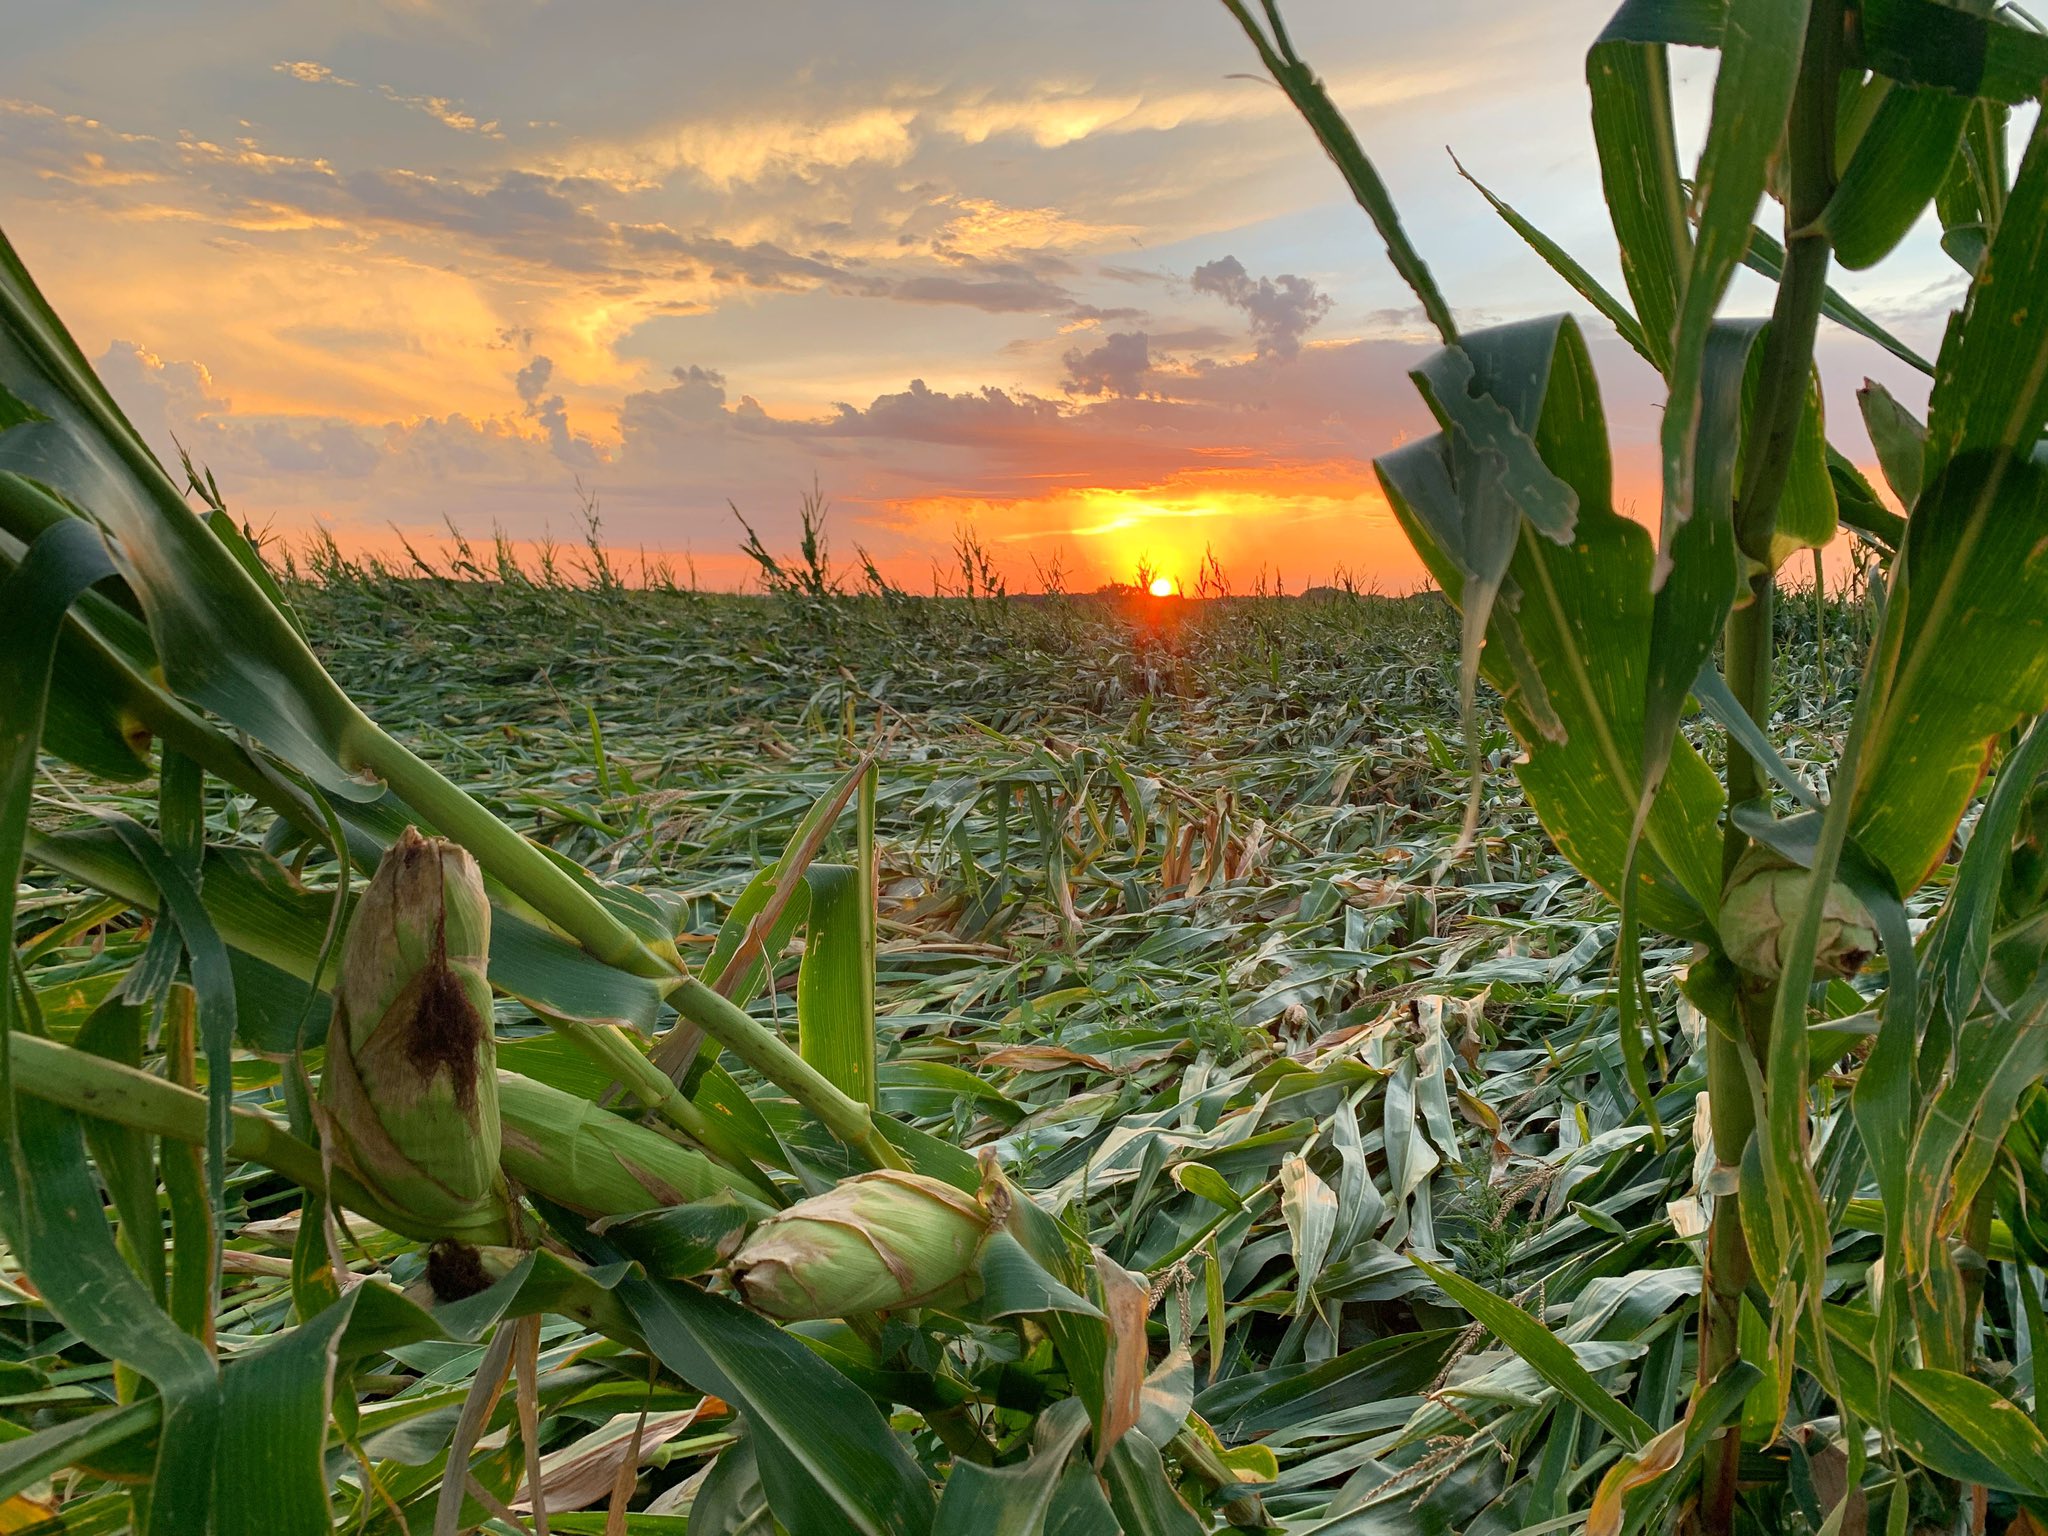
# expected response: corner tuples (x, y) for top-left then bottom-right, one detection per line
(16, 561), (1870, 1528)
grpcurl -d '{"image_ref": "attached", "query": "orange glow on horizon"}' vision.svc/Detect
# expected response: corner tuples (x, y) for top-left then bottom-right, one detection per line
(885, 459), (1438, 593)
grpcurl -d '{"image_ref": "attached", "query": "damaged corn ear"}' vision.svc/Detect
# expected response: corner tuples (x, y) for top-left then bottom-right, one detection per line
(321, 826), (508, 1240)
(728, 1155), (1010, 1321)
(1719, 846), (1879, 980)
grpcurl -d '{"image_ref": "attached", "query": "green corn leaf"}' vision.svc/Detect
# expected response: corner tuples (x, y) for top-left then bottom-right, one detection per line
(1044, 1455), (1121, 1536)
(1849, 452), (2048, 892)
(0, 514), (221, 1535)
(704, 861), (811, 1007)
(1926, 716), (2048, 1024)
(24, 826), (665, 1036)
(1405, 328), (1576, 848)
(1657, 0), (1811, 537)
(0, 230), (371, 799)
(1613, 0), (2048, 105)
(1926, 113), (2048, 477)
(798, 863), (878, 1109)
(1410, 341), (1581, 547)
(617, 1274), (937, 1536)
(72, 996), (165, 1304)
(1821, 83), (1969, 270)
(336, 1246), (638, 1363)
(1641, 319), (1760, 839)
(0, 1402), (160, 1509)
(1377, 317), (1724, 940)
(1691, 663), (1821, 811)
(932, 1399), (1091, 1536)
(1861, 0), (2048, 104)
(651, 756), (871, 1082)
(970, 1232), (1102, 1323)
(1858, 380), (1928, 511)
(1899, 991), (2048, 1295)
(1193, 1331), (1459, 1443)
(0, 518), (117, 1001)
(1936, 99), (2008, 274)
(1822, 1305), (2048, 1494)
(1279, 1153), (1338, 1314)
(1586, 34), (1689, 372)
(879, 1061), (1024, 1125)
(0, 499), (152, 783)
(213, 1287), (362, 1536)
(1752, 366), (1838, 569)
(1412, 1258), (1652, 1449)
(0, 1096), (220, 1536)
(690, 1436), (773, 1535)
(1219, 3), (1458, 346)
(102, 818), (234, 1252)
(1454, 156), (1652, 363)
(1828, 447), (1908, 550)
(591, 1198), (751, 1280)
(1742, 224), (1935, 375)
(1100, 1429), (1207, 1536)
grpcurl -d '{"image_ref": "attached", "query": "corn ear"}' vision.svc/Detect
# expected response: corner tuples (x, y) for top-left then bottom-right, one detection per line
(728, 1159), (1009, 1320)
(320, 826), (508, 1240)
(1719, 846), (1878, 979)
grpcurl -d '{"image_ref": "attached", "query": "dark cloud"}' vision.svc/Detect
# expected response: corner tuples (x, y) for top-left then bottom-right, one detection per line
(512, 353), (592, 464)
(513, 355), (554, 405)
(814, 378), (1066, 448)
(1067, 302), (1146, 324)
(236, 417), (384, 477)
(618, 364), (733, 447)
(1190, 255), (1333, 359)
(1061, 331), (1151, 397)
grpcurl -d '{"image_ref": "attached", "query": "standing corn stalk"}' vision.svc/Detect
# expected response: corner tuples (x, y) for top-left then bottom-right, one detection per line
(1229, 0), (2048, 1531)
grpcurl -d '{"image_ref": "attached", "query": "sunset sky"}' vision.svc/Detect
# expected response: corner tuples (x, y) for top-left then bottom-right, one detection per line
(2, 1), (1965, 590)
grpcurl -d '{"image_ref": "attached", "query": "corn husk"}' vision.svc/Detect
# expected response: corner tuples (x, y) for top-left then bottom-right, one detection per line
(321, 827), (507, 1239)
(1719, 846), (1878, 980)
(728, 1164), (1008, 1320)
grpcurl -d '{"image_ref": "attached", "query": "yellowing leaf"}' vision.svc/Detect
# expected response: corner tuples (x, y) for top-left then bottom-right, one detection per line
(1588, 1419), (1684, 1536)
(0, 1495), (57, 1533)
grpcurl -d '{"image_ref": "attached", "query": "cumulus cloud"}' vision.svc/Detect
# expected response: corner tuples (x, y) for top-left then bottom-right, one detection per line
(513, 355), (554, 406)
(1061, 331), (1151, 397)
(1190, 255), (1333, 359)
(98, 340), (381, 481)
(618, 364), (735, 450)
(510, 354), (593, 464)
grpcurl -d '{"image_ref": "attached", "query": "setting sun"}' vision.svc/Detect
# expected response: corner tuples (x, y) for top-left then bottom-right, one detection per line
(1148, 575), (1174, 597)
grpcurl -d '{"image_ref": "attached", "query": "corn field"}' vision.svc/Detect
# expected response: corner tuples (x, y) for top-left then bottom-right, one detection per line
(5, 0), (2048, 1532)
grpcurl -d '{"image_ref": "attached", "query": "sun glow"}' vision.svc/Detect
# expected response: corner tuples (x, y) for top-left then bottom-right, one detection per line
(887, 462), (1434, 592)
(1147, 575), (1175, 597)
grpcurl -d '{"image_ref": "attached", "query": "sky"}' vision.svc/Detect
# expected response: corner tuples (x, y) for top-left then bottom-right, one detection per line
(0, 1), (1972, 591)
